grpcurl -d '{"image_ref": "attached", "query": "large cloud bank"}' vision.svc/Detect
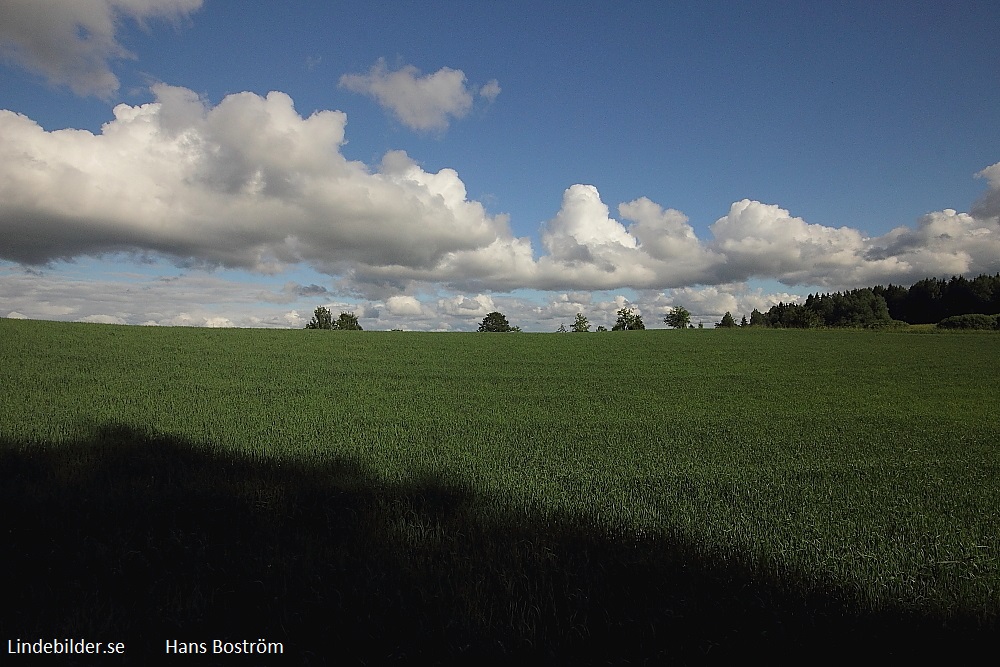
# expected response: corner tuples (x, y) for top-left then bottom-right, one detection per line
(0, 84), (513, 281)
(0, 0), (202, 97)
(1, 85), (999, 298)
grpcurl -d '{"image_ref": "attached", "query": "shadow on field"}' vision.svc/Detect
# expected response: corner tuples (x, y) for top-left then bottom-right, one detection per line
(0, 424), (991, 664)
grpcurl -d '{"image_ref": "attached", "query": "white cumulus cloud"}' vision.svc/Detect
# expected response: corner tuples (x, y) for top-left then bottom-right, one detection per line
(972, 160), (1000, 222)
(339, 59), (495, 132)
(861, 208), (1000, 285)
(0, 84), (512, 279)
(386, 295), (424, 316)
(708, 199), (867, 285)
(0, 83), (998, 304)
(542, 184), (637, 261)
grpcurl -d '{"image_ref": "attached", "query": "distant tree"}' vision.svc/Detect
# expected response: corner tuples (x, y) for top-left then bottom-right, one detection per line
(663, 306), (691, 329)
(697, 322), (703, 329)
(556, 323), (568, 333)
(612, 306), (645, 330)
(595, 325), (608, 332)
(479, 311), (514, 332)
(717, 312), (737, 328)
(572, 313), (591, 332)
(740, 315), (748, 327)
(335, 311), (363, 330)
(305, 306), (334, 329)
(749, 308), (768, 327)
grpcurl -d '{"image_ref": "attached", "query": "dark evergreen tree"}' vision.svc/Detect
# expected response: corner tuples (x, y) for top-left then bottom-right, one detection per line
(905, 277), (946, 324)
(874, 284), (909, 321)
(970, 273), (1000, 315)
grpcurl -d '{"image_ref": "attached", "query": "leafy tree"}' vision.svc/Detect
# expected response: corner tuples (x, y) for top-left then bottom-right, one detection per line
(335, 311), (363, 330)
(556, 323), (568, 333)
(717, 311), (737, 328)
(306, 307), (363, 330)
(612, 306), (645, 330)
(595, 325), (608, 332)
(749, 308), (768, 327)
(478, 311), (514, 332)
(305, 306), (334, 329)
(572, 313), (590, 332)
(740, 315), (748, 327)
(663, 306), (691, 329)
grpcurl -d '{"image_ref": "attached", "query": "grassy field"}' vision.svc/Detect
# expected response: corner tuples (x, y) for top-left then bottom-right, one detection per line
(2, 318), (998, 662)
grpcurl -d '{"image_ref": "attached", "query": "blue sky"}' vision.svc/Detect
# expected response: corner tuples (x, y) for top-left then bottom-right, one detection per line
(1, 0), (999, 330)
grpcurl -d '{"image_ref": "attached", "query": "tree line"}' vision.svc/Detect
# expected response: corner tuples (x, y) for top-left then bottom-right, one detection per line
(744, 273), (1000, 329)
(307, 274), (1000, 332)
(483, 306), (699, 333)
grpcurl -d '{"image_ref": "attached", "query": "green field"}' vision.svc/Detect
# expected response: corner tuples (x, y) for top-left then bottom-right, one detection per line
(2, 318), (998, 662)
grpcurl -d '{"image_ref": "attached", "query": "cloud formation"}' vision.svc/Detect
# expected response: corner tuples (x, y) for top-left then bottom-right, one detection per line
(479, 79), (501, 102)
(0, 0), (202, 97)
(385, 295), (424, 316)
(972, 161), (1000, 222)
(0, 85), (998, 302)
(339, 59), (497, 132)
(0, 84), (510, 278)
(0, 262), (306, 327)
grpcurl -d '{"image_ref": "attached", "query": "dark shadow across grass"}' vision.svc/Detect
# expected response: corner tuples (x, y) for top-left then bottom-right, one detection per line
(1, 424), (993, 664)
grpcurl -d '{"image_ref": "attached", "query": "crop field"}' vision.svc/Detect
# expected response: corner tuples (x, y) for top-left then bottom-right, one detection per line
(1, 317), (998, 662)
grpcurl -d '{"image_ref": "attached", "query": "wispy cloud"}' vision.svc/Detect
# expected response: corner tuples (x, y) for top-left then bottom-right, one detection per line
(479, 79), (501, 103)
(0, 0), (202, 98)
